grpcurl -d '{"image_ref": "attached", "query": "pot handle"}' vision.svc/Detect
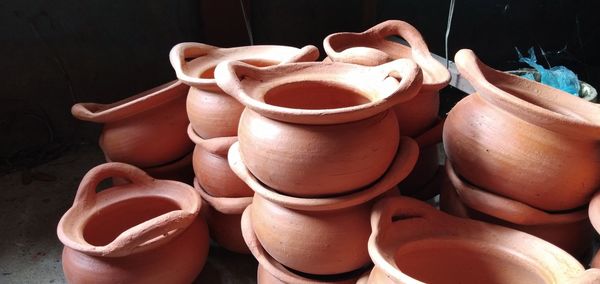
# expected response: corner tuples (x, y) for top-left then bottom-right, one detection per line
(169, 42), (219, 87)
(73, 162), (197, 257)
(373, 58), (423, 106)
(371, 196), (441, 236)
(280, 45), (320, 64)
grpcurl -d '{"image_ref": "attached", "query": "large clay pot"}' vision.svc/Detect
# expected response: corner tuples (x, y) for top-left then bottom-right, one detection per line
(367, 196), (600, 284)
(445, 49), (600, 211)
(57, 163), (209, 283)
(323, 20), (450, 137)
(216, 59), (422, 197)
(195, 178), (252, 254)
(441, 161), (592, 260)
(228, 139), (418, 275)
(588, 192), (600, 268)
(169, 43), (320, 138)
(106, 151), (194, 185)
(397, 118), (444, 200)
(72, 80), (193, 168)
(187, 124), (252, 197)
(241, 206), (369, 284)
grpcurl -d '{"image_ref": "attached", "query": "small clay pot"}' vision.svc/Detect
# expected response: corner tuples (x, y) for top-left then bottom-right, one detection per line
(441, 161), (592, 260)
(323, 20), (450, 137)
(72, 80), (193, 168)
(169, 43), (320, 138)
(216, 59), (422, 197)
(241, 206), (370, 284)
(57, 163), (210, 283)
(445, 49), (600, 211)
(195, 178), (252, 254)
(368, 196), (600, 283)
(228, 138), (418, 275)
(587, 192), (600, 268)
(187, 125), (252, 197)
(106, 152), (194, 185)
(397, 118), (444, 199)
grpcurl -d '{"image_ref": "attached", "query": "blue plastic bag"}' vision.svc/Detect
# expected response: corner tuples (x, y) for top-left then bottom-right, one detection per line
(517, 47), (580, 95)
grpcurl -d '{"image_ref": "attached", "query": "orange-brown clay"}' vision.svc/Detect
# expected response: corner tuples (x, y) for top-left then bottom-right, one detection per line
(324, 20), (450, 137)
(169, 43), (320, 138)
(106, 151), (194, 185)
(228, 139), (418, 275)
(368, 196), (600, 284)
(216, 59), (422, 197)
(587, 192), (600, 268)
(445, 49), (600, 211)
(57, 163), (209, 283)
(195, 178), (252, 254)
(72, 80), (193, 168)
(441, 161), (592, 259)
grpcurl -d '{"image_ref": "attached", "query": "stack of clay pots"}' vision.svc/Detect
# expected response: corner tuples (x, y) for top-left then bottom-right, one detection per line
(440, 49), (600, 260)
(213, 50), (422, 282)
(170, 42), (320, 254)
(71, 81), (195, 183)
(323, 20), (451, 200)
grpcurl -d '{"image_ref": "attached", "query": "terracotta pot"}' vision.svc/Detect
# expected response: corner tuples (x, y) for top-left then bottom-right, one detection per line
(397, 118), (444, 199)
(72, 80), (193, 168)
(445, 49), (600, 211)
(323, 20), (450, 137)
(228, 138), (418, 275)
(368, 196), (600, 284)
(588, 192), (600, 268)
(169, 43), (320, 138)
(106, 152), (194, 185)
(216, 59), (422, 197)
(195, 178), (252, 254)
(441, 161), (592, 260)
(57, 162), (209, 283)
(241, 206), (370, 284)
(187, 124), (252, 197)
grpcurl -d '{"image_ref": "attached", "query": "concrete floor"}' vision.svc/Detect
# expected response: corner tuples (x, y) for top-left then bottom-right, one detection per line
(0, 144), (257, 284)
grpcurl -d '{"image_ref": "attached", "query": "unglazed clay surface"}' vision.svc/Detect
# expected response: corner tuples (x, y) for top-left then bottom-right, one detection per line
(445, 49), (600, 211)
(71, 80), (193, 168)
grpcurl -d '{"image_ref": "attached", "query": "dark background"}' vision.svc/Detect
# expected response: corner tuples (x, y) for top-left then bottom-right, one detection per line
(1, 0), (599, 173)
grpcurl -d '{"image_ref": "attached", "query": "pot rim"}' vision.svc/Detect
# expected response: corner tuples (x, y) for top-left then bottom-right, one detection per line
(57, 163), (201, 257)
(368, 197), (588, 283)
(169, 43), (319, 91)
(187, 124), (237, 156)
(214, 59), (422, 125)
(323, 20), (450, 89)
(194, 178), (252, 215)
(445, 161), (588, 225)
(71, 80), (187, 123)
(227, 137), (419, 211)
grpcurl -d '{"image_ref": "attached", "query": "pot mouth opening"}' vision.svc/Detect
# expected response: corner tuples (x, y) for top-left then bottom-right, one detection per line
(263, 81), (372, 110)
(82, 196), (181, 246)
(392, 239), (552, 284)
(200, 59), (278, 79)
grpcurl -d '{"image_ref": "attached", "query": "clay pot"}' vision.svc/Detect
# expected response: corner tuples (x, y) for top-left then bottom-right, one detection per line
(106, 152), (194, 185)
(241, 206), (370, 284)
(397, 118), (444, 200)
(441, 161), (592, 259)
(187, 124), (252, 197)
(228, 138), (418, 275)
(445, 49), (600, 211)
(72, 80), (193, 168)
(195, 178), (252, 254)
(169, 43), (320, 138)
(57, 162), (209, 283)
(368, 196), (600, 284)
(588, 192), (600, 268)
(215, 59), (422, 197)
(323, 20), (450, 137)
